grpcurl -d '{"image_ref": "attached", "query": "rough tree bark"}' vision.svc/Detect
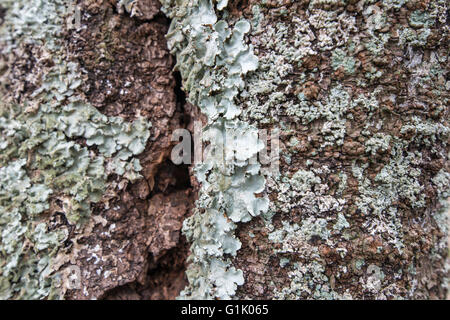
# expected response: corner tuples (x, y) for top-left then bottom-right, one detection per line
(0, 0), (448, 300)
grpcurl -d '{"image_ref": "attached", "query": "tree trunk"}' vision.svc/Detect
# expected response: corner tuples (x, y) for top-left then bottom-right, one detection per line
(0, 0), (448, 300)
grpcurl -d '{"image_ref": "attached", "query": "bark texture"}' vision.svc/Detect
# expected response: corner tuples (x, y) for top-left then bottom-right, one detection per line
(0, 0), (448, 300)
(0, 0), (195, 300)
(229, 0), (450, 300)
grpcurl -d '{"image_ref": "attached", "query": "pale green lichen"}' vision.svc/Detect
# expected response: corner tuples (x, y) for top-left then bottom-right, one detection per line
(333, 213), (350, 232)
(269, 218), (331, 249)
(364, 264), (386, 294)
(0, 0), (151, 299)
(432, 170), (450, 200)
(363, 4), (391, 57)
(431, 169), (450, 238)
(239, 0), (448, 299)
(336, 172), (348, 196)
(398, 26), (432, 48)
(0, 159), (66, 299)
(268, 220), (353, 300)
(117, 0), (136, 14)
(273, 260), (353, 300)
(331, 48), (356, 74)
(401, 116), (449, 150)
(384, 0), (409, 9)
(409, 10), (434, 29)
(160, 0), (267, 299)
(290, 86), (352, 149)
(240, 6), (356, 124)
(398, 6), (442, 48)
(351, 101), (449, 261)
(279, 257), (290, 268)
(163, 0), (258, 122)
(351, 140), (428, 253)
(365, 133), (391, 156)
(276, 167), (346, 216)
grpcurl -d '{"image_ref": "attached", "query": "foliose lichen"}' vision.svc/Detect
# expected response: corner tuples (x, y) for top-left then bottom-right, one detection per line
(159, 0), (268, 299)
(0, 0), (151, 299)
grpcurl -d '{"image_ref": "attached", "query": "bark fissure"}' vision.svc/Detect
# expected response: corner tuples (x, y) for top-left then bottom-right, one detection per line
(61, 0), (197, 299)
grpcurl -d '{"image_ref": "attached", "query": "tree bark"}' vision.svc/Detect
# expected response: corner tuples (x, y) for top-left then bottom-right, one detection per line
(0, 0), (448, 300)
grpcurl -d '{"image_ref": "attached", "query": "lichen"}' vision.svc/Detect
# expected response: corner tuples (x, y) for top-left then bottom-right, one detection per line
(159, 0), (267, 299)
(331, 48), (356, 74)
(0, 0), (151, 299)
(276, 167), (346, 216)
(365, 133), (392, 156)
(268, 218), (353, 300)
(273, 261), (353, 300)
(0, 159), (66, 299)
(351, 140), (427, 253)
(231, 0), (448, 299)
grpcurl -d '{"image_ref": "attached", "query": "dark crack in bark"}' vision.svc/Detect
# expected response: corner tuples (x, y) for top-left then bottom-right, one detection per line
(58, 0), (199, 300)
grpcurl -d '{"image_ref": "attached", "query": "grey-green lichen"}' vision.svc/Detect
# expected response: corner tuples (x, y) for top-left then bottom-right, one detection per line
(276, 167), (346, 215)
(268, 220), (352, 300)
(265, 165), (356, 299)
(399, 6), (440, 47)
(239, 8), (357, 124)
(331, 48), (357, 74)
(0, 159), (65, 299)
(235, 0), (449, 299)
(240, 0), (448, 125)
(117, 0), (136, 14)
(273, 261), (353, 300)
(351, 141), (427, 252)
(159, 0), (267, 299)
(0, 0), (151, 299)
(365, 133), (392, 156)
